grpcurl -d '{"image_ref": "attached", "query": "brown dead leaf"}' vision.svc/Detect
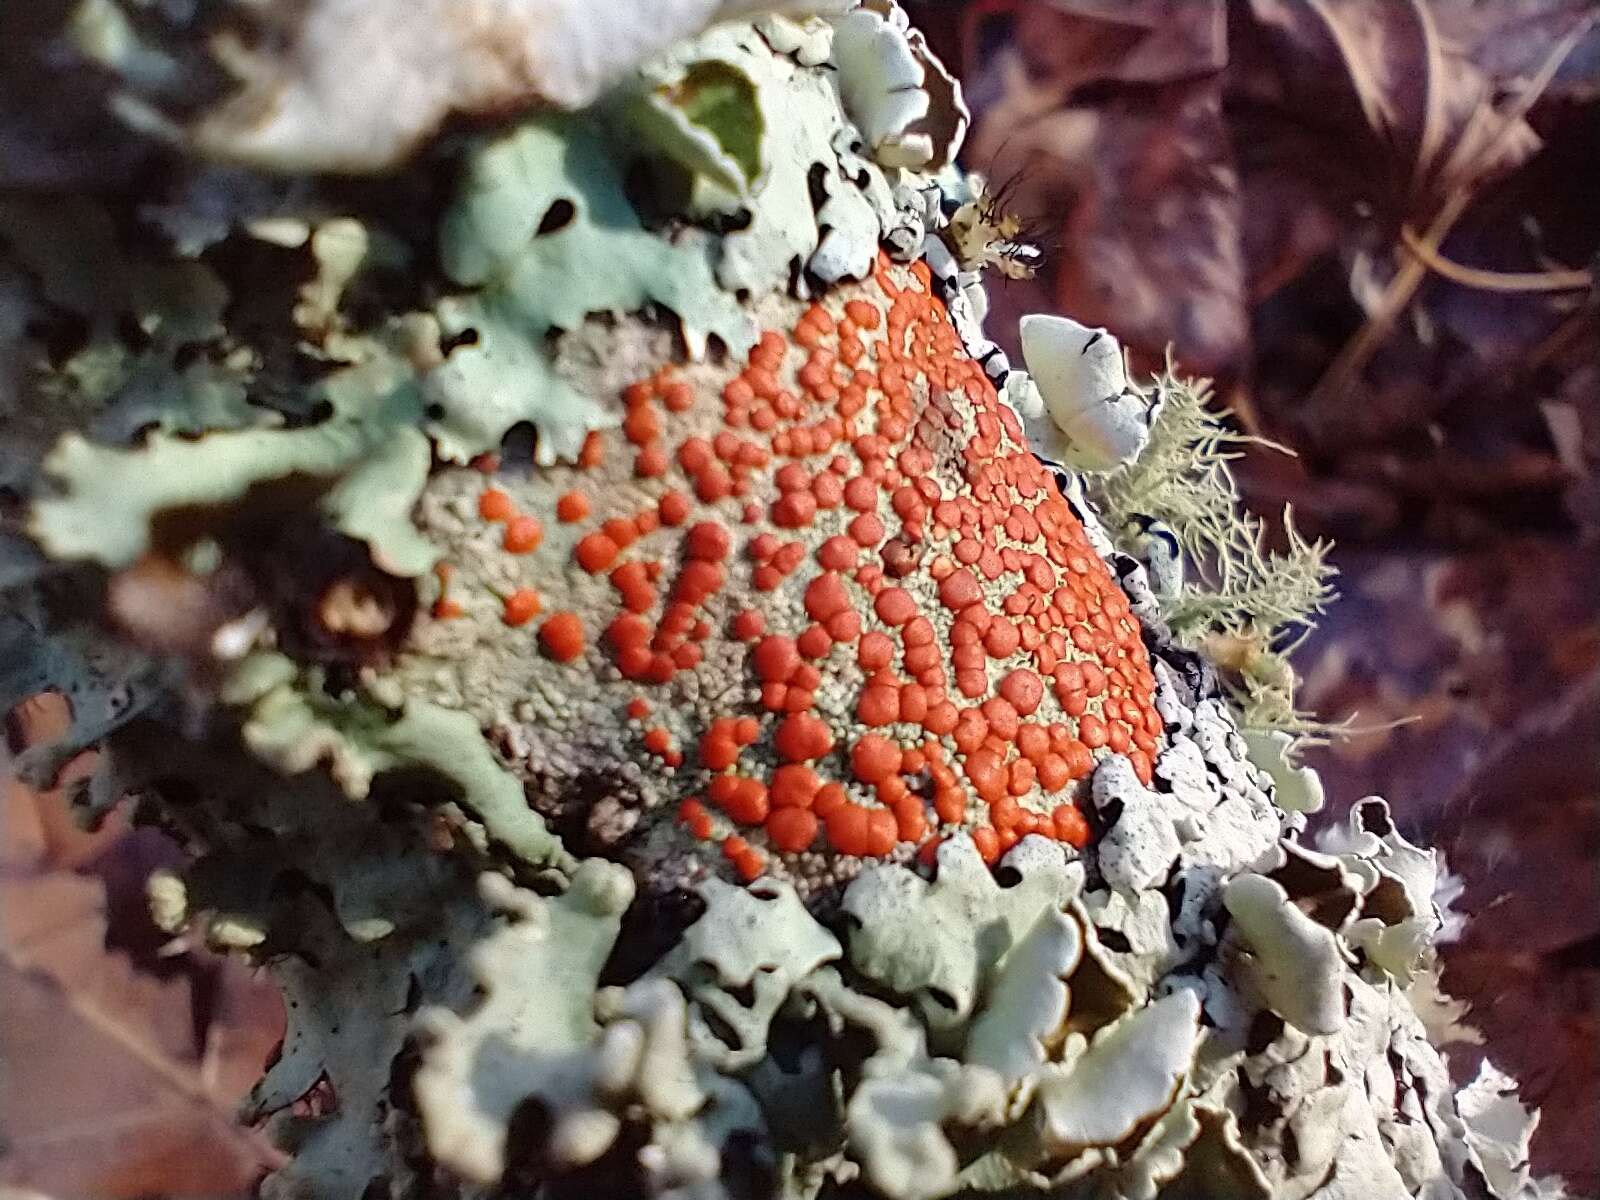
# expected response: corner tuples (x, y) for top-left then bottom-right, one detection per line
(2, 718), (284, 1198)
(966, 3), (1246, 375)
(0, 960), (275, 1198)
(1432, 668), (1600, 1196)
(961, 0), (1226, 95)
(0, 869), (285, 1196)
(0, 868), (284, 1196)
(1443, 0), (1600, 104)
(1298, 536), (1600, 816)
(961, 0), (1576, 417)
(1240, 2), (1592, 436)
(1238, 0), (1543, 216)
(3, 694), (124, 871)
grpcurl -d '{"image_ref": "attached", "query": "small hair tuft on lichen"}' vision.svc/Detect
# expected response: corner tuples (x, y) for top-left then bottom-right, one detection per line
(1168, 507), (1336, 638)
(1088, 364), (1253, 564)
(1086, 361), (1337, 737)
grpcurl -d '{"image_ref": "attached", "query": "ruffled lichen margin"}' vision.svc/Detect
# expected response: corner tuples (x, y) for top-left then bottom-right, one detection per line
(0, 3), (1562, 1199)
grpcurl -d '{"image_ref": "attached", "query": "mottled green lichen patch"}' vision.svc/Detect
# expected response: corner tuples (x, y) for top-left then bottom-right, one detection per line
(843, 835), (1079, 1036)
(225, 652), (566, 870)
(413, 864), (635, 1182)
(428, 116), (752, 466)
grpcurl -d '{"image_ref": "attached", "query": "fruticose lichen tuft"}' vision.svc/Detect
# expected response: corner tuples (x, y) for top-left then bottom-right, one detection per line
(0, 3), (1559, 1199)
(1081, 359), (1339, 736)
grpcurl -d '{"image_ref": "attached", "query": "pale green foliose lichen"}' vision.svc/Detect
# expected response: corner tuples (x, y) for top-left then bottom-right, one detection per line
(176, 0), (857, 172)
(629, 19), (911, 300)
(625, 58), (769, 197)
(829, 1), (968, 171)
(31, 374), (422, 570)
(428, 114), (752, 465)
(644, 877), (842, 1069)
(842, 834), (1081, 1038)
(223, 652), (567, 871)
(413, 864), (639, 1182)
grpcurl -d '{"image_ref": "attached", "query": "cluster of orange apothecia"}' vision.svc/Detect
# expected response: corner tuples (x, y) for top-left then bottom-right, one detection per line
(440, 253), (1162, 884)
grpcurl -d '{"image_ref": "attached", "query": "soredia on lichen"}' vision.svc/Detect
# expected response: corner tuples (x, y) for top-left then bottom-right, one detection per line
(0, 3), (1562, 1200)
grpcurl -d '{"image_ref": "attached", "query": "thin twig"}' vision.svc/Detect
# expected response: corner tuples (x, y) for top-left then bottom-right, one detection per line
(1305, 191), (1468, 413)
(1399, 226), (1592, 292)
(1304, 12), (1598, 411)
(1521, 307), (1597, 376)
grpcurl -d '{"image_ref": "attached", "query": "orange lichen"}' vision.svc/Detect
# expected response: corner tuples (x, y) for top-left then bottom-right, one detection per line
(556, 491), (591, 522)
(431, 561), (464, 620)
(478, 488), (516, 522)
(503, 514), (544, 554)
(537, 611), (585, 661)
(445, 255), (1161, 882)
(503, 588), (542, 627)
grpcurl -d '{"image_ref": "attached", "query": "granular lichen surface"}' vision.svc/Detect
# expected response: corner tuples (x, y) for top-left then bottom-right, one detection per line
(409, 258), (1161, 889)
